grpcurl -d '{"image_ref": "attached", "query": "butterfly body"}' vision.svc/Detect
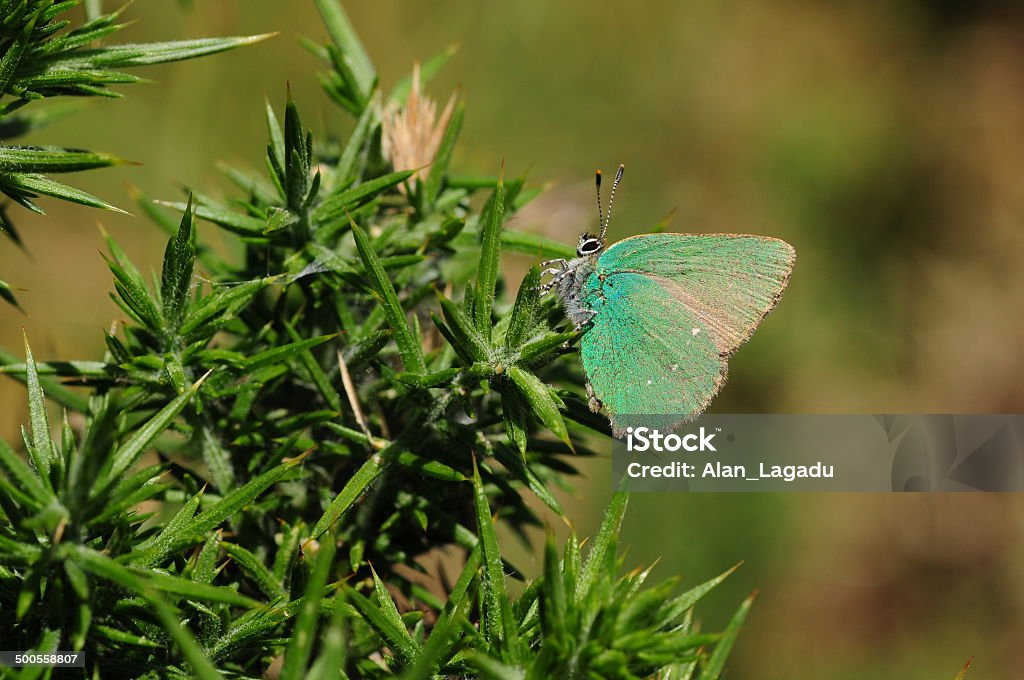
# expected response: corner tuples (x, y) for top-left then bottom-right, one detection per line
(542, 211), (794, 436)
(550, 252), (598, 329)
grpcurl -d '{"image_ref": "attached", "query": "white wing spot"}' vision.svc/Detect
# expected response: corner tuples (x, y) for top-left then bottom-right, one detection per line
(646, 379), (652, 385)
(670, 364), (679, 372)
(691, 327), (701, 336)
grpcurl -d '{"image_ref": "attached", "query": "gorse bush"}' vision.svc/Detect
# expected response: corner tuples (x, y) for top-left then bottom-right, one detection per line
(0, 2), (753, 678)
(0, 0), (268, 308)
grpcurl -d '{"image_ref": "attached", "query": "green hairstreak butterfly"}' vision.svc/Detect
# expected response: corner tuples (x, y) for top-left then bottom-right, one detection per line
(540, 165), (795, 436)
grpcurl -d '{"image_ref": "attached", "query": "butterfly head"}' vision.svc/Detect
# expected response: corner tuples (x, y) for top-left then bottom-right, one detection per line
(577, 232), (605, 257)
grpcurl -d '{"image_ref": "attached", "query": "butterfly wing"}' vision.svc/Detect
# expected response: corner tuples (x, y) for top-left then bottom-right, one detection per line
(596, 233), (795, 356)
(579, 271), (726, 436)
(579, 234), (794, 435)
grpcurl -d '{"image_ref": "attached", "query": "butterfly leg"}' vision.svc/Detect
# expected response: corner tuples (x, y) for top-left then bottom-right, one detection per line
(572, 309), (599, 332)
(538, 260), (574, 295)
(540, 273), (571, 295)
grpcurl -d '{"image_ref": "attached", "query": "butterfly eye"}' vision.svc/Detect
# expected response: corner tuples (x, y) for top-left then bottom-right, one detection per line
(577, 238), (603, 256)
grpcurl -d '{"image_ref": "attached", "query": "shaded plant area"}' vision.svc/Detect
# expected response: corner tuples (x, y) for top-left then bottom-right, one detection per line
(0, 1), (752, 677)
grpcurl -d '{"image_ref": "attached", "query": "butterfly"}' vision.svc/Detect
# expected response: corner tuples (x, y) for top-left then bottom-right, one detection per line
(539, 165), (795, 436)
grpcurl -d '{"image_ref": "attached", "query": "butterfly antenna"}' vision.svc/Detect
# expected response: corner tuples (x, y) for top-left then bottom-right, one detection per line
(601, 164), (625, 241)
(595, 169), (605, 234)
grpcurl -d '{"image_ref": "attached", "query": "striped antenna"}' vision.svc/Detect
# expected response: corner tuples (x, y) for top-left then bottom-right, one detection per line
(595, 169), (604, 234)
(600, 164), (625, 240)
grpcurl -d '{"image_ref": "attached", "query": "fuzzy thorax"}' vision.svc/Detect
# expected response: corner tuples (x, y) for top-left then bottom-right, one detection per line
(552, 255), (598, 329)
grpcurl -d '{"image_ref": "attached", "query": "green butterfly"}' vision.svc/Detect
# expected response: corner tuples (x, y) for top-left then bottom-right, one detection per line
(540, 165), (795, 436)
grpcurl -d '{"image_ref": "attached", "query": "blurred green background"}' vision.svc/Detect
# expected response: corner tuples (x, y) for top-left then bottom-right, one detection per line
(3, 1), (1024, 677)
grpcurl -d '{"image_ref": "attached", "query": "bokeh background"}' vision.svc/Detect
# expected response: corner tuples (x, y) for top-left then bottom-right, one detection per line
(3, 1), (1024, 677)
